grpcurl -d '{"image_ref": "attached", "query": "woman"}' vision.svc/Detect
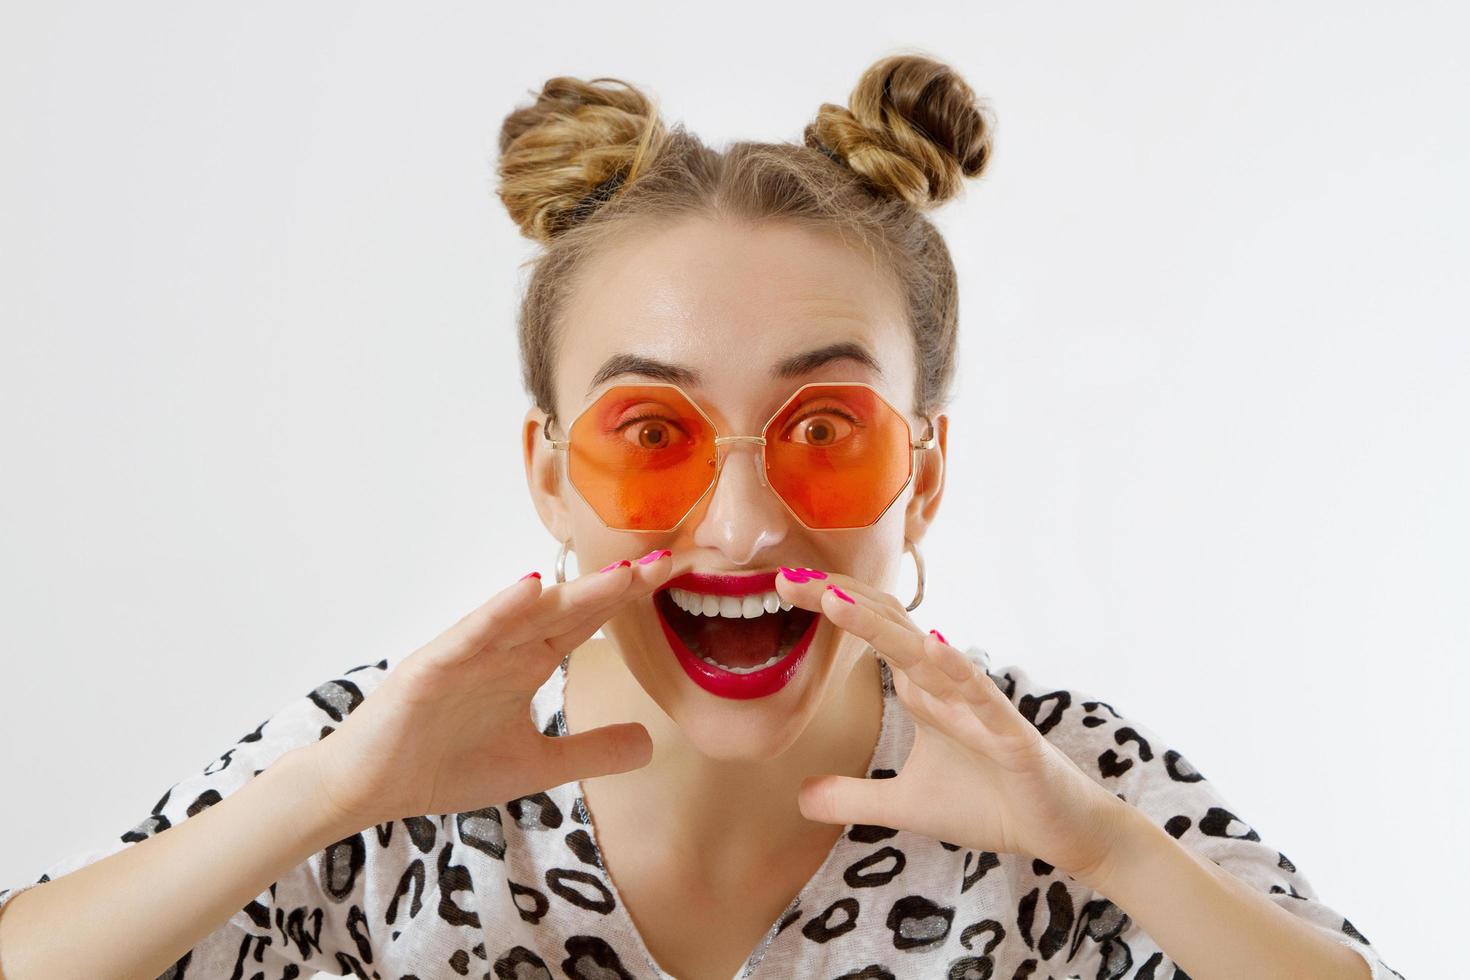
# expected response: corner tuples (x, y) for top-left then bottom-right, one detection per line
(0, 55), (1399, 980)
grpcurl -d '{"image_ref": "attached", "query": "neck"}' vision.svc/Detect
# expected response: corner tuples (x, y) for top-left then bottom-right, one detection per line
(563, 637), (885, 885)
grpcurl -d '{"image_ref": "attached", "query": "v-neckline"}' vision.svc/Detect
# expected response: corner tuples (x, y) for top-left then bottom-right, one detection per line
(548, 651), (897, 980)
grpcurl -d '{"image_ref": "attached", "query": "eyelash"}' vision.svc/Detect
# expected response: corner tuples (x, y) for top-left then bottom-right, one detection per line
(613, 406), (862, 436)
(790, 406), (862, 431)
(614, 411), (690, 437)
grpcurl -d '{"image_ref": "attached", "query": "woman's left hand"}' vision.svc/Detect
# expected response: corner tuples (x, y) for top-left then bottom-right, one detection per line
(776, 566), (1132, 885)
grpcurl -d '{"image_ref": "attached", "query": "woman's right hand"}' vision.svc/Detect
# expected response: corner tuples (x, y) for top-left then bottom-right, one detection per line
(299, 548), (674, 834)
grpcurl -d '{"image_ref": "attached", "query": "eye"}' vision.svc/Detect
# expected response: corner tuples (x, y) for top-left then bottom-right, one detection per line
(785, 409), (858, 447)
(616, 412), (688, 451)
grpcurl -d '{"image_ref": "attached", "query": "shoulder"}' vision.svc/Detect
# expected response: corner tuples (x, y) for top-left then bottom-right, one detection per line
(128, 656), (398, 844)
(975, 654), (1204, 809)
(976, 653), (1278, 870)
(966, 652), (1401, 975)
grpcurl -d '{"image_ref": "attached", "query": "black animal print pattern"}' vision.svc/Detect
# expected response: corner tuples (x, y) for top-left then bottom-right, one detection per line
(0, 650), (1402, 979)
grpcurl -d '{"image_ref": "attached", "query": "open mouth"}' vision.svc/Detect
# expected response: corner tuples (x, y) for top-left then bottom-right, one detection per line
(654, 587), (818, 673)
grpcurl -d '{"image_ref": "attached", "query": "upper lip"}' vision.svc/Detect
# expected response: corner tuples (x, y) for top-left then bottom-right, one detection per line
(660, 571), (779, 596)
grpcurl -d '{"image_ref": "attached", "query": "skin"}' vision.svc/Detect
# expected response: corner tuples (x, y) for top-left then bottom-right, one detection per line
(362, 208), (1369, 980)
(0, 210), (1367, 980)
(0, 210), (1363, 980)
(520, 213), (948, 896)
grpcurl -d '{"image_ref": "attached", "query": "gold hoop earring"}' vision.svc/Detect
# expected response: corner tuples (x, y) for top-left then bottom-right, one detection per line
(904, 537), (925, 611)
(555, 538), (573, 584)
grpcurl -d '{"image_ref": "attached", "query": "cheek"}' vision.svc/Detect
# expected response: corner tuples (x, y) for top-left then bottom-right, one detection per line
(564, 522), (648, 577)
(825, 526), (905, 593)
(600, 594), (663, 661)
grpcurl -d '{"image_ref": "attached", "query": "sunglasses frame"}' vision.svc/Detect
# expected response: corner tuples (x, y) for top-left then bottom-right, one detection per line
(543, 380), (938, 533)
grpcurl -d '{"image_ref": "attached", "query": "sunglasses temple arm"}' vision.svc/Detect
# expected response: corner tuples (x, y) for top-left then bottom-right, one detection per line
(912, 417), (937, 450)
(542, 413), (568, 449)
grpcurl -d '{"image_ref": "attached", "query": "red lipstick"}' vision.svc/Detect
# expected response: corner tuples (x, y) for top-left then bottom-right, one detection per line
(653, 570), (819, 700)
(660, 571), (777, 597)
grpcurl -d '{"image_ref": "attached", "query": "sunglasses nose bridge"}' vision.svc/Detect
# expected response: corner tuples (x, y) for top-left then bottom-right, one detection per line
(711, 434), (769, 489)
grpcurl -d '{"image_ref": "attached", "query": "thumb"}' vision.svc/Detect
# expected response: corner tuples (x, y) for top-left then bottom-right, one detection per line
(541, 722), (653, 785)
(798, 773), (894, 829)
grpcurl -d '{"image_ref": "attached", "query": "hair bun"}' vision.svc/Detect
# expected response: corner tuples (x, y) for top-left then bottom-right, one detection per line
(497, 75), (667, 243)
(804, 54), (995, 208)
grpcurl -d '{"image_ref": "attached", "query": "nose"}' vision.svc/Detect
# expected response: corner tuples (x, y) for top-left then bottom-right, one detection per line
(688, 439), (789, 564)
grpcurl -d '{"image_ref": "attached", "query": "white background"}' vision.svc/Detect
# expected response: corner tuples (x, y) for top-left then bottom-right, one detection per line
(2, 3), (1464, 977)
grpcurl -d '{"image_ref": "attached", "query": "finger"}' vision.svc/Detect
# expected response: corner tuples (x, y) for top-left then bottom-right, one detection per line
(428, 550), (674, 668)
(512, 548), (676, 651)
(541, 596), (633, 661)
(889, 665), (1008, 756)
(816, 586), (962, 702)
(823, 575), (915, 622)
(537, 722), (653, 787)
(507, 556), (676, 691)
(939, 645), (1036, 740)
(502, 561), (635, 642)
(926, 631), (983, 683)
(773, 566), (917, 632)
(462, 598), (620, 695)
(917, 632), (1034, 739)
(798, 772), (896, 830)
(888, 666), (952, 729)
(429, 571), (548, 667)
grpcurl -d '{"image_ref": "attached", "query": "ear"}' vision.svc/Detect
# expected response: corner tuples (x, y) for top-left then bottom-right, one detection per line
(903, 412), (947, 546)
(523, 406), (575, 546)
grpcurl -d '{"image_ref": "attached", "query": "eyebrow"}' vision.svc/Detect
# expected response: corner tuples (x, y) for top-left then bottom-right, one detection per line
(584, 341), (884, 400)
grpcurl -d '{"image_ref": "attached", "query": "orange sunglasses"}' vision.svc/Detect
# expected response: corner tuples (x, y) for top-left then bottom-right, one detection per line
(543, 381), (937, 532)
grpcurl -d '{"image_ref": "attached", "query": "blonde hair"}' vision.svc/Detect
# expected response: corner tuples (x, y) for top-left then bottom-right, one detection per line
(495, 52), (995, 424)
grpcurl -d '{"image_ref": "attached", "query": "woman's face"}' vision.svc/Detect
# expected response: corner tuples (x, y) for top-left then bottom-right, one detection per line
(523, 215), (947, 761)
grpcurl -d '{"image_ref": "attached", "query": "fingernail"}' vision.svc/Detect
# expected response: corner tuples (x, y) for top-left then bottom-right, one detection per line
(929, 628), (947, 644)
(779, 566), (807, 582)
(799, 567), (828, 579)
(599, 559), (631, 573)
(637, 548), (672, 565)
(827, 585), (855, 604)
(520, 571), (541, 581)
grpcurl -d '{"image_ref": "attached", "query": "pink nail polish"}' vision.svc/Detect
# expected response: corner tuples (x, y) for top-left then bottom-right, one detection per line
(799, 568), (828, 579)
(519, 571), (541, 581)
(599, 559), (631, 573)
(929, 628), (948, 644)
(637, 548), (672, 565)
(827, 585), (855, 604)
(778, 566), (806, 582)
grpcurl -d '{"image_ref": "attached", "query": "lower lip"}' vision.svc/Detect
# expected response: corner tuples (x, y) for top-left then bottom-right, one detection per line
(655, 595), (820, 700)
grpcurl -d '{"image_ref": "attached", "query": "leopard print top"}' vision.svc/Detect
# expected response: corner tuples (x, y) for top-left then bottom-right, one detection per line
(1, 648), (1401, 979)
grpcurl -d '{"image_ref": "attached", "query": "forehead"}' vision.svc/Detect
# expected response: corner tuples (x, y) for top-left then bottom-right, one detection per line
(553, 215), (915, 423)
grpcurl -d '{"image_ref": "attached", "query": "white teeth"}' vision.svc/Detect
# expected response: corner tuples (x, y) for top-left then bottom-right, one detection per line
(699, 652), (784, 674)
(667, 587), (791, 619)
(661, 587), (804, 673)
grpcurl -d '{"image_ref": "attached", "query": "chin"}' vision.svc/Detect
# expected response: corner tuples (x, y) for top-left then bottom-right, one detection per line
(669, 706), (812, 762)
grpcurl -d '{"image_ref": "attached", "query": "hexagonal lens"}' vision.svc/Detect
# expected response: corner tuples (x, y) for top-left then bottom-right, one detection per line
(762, 383), (913, 529)
(566, 384), (718, 531)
